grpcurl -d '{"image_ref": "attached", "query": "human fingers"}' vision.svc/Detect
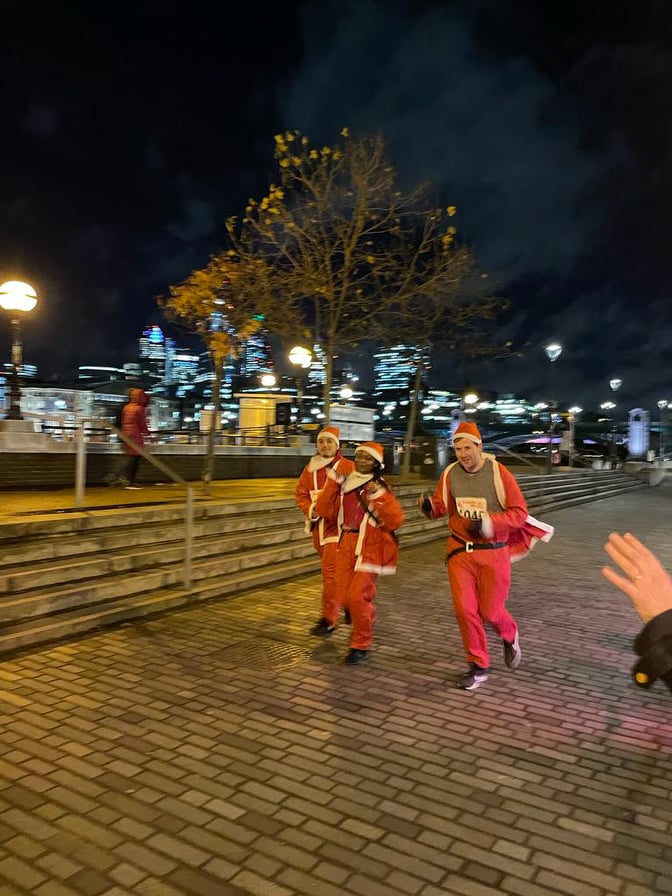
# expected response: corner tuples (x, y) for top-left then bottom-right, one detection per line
(604, 535), (642, 581)
(601, 563), (637, 598)
(621, 533), (664, 572)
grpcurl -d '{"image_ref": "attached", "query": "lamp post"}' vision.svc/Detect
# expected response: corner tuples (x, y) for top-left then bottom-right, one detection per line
(544, 343), (562, 473)
(0, 281), (38, 421)
(609, 378), (622, 468)
(568, 406), (582, 468)
(288, 345), (312, 421)
(657, 400), (668, 462)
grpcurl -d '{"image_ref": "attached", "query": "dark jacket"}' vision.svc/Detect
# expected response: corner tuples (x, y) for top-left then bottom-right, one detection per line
(633, 609), (672, 693)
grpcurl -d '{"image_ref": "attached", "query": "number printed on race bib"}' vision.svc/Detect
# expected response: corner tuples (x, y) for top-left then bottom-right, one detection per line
(455, 496), (488, 520)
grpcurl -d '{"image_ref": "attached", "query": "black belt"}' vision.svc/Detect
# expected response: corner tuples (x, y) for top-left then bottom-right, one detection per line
(446, 534), (508, 562)
(341, 527), (360, 534)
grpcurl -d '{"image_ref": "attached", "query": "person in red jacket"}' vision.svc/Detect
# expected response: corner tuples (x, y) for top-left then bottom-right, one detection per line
(119, 388), (151, 489)
(419, 421), (553, 690)
(315, 441), (404, 665)
(295, 426), (355, 636)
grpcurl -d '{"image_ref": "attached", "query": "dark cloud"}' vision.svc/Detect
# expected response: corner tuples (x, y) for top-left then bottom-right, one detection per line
(0, 0), (669, 413)
(278, 0), (672, 410)
(283, 1), (608, 279)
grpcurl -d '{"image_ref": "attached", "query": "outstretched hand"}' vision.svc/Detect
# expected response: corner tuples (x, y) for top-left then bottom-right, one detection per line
(602, 532), (672, 623)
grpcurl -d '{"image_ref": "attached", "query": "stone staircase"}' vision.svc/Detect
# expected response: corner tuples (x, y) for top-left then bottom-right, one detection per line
(0, 470), (646, 657)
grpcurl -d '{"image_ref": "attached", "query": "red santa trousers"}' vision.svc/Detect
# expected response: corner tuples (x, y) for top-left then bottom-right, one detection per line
(319, 540), (340, 624)
(334, 533), (378, 650)
(447, 546), (517, 669)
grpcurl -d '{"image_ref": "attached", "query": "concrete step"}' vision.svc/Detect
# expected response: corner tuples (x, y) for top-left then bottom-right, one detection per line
(0, 471), (645, 657)
(0, 555), (324, 655)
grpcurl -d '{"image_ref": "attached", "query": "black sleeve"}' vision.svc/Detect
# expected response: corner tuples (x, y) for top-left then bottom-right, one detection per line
(632, 609), (672, 693)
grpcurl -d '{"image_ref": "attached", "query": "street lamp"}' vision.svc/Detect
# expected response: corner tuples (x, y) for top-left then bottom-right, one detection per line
(463, 391), (479, 413)
(544, 343), (562, 473)
(288, 345), (312, 419)
(0, 281), (38, 421)
(568, 406), (582, 468)
(657, 400), (668, 462)
(609, 377), (623, 468)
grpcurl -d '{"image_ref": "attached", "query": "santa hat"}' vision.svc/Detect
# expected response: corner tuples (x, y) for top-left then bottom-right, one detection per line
(452, 421), (482, 445)
(356, 441), (384, 467)
(318, 426), (340, 446)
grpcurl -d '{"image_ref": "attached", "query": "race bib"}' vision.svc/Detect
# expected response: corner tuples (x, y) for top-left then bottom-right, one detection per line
(455, 496), (487, 520)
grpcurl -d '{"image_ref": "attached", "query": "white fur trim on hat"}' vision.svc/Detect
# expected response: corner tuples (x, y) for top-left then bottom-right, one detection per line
(318, 426), (340, 446)
(356, 441), (384, 467)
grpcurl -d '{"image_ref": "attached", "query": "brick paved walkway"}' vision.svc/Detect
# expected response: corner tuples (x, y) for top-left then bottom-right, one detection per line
(0, 482), (670, 895)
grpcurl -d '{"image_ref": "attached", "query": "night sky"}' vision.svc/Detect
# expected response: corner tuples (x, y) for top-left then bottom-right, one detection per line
(1, 0), (671, 414)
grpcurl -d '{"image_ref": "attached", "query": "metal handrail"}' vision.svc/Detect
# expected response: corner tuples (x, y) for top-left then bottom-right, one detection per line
(74, 419), (194, 591)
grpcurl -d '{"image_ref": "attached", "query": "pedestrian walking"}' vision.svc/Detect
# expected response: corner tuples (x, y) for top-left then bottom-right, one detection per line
(295, 426), (355, 636)
(118, 388), (151, 489)
(602, 531), (672, 693)
(419, 421), (553, 690)
(315, 441), (404, 665)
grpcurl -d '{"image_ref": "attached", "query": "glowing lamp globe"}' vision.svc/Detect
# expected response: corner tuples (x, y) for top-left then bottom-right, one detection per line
(0, 281), (37, 313)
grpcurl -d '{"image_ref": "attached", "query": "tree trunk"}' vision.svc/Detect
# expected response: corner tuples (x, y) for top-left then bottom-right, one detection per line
(201, 355), (223, 497)
(400, 357), (424, 481)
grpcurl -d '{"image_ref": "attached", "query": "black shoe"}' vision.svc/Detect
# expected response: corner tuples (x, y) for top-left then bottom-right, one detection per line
(503, 631), (522, 669)
(310, 618), (337, 637)
(459, 664), (490, 690)
(345, 648), (369, 665)
(343, 609), (352, 625)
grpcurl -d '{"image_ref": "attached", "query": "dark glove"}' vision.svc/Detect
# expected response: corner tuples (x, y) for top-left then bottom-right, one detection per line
(466, 518), (483, 537)
(418, 495), (432, 515)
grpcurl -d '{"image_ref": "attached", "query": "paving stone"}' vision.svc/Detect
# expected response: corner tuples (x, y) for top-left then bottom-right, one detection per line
(0, 485), (670, 896)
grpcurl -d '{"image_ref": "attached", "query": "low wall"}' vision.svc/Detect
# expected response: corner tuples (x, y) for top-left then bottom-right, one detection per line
(0, 444), (316, 489)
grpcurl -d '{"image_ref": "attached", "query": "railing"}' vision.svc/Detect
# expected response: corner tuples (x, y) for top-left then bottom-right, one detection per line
(37, 419), (310, 448)
(72, 418), (194, 591)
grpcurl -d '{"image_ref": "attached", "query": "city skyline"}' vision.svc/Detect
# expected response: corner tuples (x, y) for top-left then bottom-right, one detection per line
(5, 321), (652, 424)
(0, 1), (669, 414)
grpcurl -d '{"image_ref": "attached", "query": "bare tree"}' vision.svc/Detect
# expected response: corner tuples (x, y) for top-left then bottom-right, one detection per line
(225, 129), (493, 422)
(385, 263), (509, 478)
(159, 255), (300, 494)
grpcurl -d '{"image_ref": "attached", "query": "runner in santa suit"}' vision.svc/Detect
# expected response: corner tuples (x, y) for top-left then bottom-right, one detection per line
(315, 441), (404, 665)
(419, 421), (553, 690)
(295, 426), (354, 636)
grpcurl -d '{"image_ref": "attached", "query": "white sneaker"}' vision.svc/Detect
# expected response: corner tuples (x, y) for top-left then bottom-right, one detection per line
(459, 665), (490, 690)
(125, 485), (143, 490)
(503, 631), (522, 669)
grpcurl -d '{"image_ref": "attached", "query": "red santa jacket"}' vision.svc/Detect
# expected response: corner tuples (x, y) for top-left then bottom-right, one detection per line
(424, 454), (553, 561)
(295, 453), (355, 549)
(315, 472), (404, 575)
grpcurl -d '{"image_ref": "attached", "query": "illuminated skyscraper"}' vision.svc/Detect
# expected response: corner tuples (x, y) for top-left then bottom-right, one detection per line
(307, 343), (328, 388)
(240, 329), (274, 378)
(373, 344), (429, 394)
(139, 324), (167, 380)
